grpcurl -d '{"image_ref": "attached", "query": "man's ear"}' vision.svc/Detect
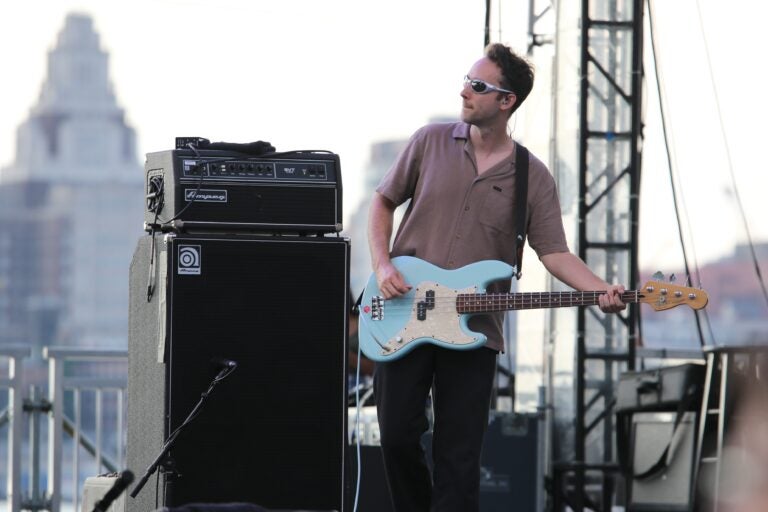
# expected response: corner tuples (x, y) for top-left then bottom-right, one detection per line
(500, 94), (516, 109)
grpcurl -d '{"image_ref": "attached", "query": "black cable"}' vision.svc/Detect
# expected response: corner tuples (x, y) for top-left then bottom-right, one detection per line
(146, 228), (156, 302)
(647, 0), (711, 346)
(154, 467), (160, 511)
(146, 142), (239, 227)
(152, 143), (226, 227)
(253, 149), (335, 160)
(145, 171), (166, 302)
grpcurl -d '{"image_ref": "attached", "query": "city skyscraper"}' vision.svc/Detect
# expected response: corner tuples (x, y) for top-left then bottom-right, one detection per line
(0, 13), (143, 352)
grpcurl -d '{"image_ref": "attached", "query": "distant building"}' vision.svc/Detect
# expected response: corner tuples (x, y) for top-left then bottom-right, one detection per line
(346, 116), (456, 294)
(0, 13), (143, 353)
(346, 138), (408, 295)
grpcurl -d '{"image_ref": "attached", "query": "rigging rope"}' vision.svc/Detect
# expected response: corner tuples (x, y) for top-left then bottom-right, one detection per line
(646, 0), (712, 346)
(694, 0), (768, 311)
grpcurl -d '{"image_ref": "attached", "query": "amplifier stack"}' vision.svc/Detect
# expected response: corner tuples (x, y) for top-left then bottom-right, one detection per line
(128, 139), (350, 511)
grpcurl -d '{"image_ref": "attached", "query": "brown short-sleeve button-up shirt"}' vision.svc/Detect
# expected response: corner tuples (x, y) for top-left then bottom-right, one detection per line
(375, 122), (569, 351)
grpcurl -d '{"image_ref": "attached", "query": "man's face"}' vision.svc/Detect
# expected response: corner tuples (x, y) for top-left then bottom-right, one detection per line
(460, 57), (514, 125)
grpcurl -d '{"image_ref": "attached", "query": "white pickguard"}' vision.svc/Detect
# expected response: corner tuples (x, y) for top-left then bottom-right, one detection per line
(381, 282), (479, 356)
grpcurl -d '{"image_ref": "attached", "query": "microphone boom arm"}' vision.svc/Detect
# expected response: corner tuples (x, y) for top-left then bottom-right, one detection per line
(130, 364), (237, 499)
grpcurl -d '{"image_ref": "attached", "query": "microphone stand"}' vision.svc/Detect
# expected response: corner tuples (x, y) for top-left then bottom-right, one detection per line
(130, 363), (237, 500)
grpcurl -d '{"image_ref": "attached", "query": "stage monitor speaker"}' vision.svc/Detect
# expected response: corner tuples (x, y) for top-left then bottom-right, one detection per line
(127, 234), (350, 512)
(479, 412), (541, 512)
(628, 411), (696, 511)
(414, 412), (541, 512)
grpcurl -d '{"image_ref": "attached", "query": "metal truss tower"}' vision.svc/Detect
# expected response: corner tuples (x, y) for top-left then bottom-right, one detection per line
(514, 0), (645, 506)
(568, 0), (645, 509)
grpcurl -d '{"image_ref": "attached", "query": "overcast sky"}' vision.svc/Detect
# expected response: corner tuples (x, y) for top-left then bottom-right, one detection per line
(1, 0), (766, 275)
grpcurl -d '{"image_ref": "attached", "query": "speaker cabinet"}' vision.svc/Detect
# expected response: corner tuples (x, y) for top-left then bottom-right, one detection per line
(479, 412), (541, 512)
(628, 412), (696, 511)
(127, 234), (350, 511)
(411, 412), (541, 512)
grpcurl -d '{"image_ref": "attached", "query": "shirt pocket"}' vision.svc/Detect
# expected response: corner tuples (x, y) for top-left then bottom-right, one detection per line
(478, 185), (515, 234)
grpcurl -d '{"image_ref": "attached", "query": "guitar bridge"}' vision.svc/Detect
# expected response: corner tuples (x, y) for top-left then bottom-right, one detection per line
(370, 295), (384, 321)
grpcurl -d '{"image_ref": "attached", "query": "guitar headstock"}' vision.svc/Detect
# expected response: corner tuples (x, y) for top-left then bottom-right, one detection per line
(639, 281), (708, 311)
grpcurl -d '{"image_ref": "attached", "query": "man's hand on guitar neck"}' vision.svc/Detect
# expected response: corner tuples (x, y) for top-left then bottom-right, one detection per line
(598, 284), (626, 314)
(540, 251), (627, 314)
(375, 260), (413, 299)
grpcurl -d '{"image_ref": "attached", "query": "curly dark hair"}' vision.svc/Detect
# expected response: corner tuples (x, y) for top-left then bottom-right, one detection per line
(485, 43), (534, 114)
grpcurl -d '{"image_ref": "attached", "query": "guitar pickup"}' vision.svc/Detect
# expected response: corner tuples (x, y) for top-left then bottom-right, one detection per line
(416, 289), (436, 321)
(425, 290), (435, 309)
(371, 296), (384, 321)
(417, 301), (427, 321)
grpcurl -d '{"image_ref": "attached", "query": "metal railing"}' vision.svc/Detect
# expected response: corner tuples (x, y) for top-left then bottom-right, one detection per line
(43, 346), (127, 512)
(0, 346), (129, 511)
(0, 345), (31, 512)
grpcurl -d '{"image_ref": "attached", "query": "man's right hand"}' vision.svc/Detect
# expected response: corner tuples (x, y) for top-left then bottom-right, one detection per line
(375, 260), (412, 299)
(368, 192), (412, 299)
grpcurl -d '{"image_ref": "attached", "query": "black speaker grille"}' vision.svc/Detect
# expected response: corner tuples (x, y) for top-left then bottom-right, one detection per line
(128, 234), (349, 511)
(173, 184), (338, 227)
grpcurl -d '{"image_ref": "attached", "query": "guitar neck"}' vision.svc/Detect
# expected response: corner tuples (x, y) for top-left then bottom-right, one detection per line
(456, 290), (640, 314)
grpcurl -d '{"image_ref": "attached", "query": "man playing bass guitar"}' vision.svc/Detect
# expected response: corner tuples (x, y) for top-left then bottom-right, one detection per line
(367, 43), (626, 512)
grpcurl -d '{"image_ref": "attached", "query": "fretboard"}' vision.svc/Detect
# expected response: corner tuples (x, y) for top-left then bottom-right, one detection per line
(456, 290), (641, 313)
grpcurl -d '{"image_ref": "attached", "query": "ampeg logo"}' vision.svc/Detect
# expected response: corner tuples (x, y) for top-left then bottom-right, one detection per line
(184, 189), (228, 202)
(178, 245), (201, 275)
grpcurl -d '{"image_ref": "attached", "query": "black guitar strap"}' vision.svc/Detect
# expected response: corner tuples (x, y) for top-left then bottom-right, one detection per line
(513, 143), (530, 280)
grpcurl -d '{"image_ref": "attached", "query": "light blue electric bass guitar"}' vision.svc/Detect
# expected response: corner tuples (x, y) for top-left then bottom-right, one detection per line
(358, 256), (708, 362)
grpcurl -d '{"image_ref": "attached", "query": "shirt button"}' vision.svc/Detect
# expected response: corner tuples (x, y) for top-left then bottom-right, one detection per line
(464, 206), (470, 211)
(456, 234), (461, 239)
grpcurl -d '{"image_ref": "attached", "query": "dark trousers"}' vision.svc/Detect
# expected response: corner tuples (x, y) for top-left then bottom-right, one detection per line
(374, 345), (497, 512)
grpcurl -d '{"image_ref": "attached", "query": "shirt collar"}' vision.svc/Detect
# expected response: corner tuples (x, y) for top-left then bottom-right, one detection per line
(452, 122), (471, 140)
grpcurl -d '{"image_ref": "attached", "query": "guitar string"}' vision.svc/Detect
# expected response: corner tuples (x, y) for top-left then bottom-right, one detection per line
(375, 292), (632, 307)
(364, 291), (648, 314)
(365, 289), (705, 304)
(363, 287), (703, 315)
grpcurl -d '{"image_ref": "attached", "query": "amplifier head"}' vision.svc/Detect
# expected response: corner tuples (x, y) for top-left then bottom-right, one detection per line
(143, 148), (343, 235)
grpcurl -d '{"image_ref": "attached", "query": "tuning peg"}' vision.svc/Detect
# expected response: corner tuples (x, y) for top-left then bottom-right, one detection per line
(669, 273), (676, 282)
(652, 271), (664, 281)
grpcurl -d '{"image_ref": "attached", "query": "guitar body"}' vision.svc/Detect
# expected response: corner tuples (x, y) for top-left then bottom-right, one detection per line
(359, 256), (515, 362)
